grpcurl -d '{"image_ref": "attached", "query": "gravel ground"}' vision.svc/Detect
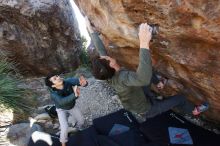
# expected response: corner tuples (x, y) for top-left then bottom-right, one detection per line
(76, 78), (123, 128)
(19, 67), (124, 130)
(4, 67), (219, 138)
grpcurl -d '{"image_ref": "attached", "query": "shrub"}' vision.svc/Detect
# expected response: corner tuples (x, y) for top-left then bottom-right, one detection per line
(0, 51), (35, 121)
(80, 36), (91, 66)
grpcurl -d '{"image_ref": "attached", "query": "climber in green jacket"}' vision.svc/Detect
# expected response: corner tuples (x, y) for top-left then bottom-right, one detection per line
(85, 17), (208, 119)
(88, 21), (152, 116)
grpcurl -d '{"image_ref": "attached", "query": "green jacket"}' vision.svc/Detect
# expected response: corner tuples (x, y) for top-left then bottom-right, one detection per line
(91, 33), (152, 114)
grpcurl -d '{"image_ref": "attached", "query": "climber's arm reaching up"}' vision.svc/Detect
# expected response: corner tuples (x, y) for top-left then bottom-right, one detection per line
(85, 17), (107, 56)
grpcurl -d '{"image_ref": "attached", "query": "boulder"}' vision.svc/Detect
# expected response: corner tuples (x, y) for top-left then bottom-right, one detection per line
(6, 123), (42, 146)
(0, 0), (82, 76)
(75, 0), (220, 122)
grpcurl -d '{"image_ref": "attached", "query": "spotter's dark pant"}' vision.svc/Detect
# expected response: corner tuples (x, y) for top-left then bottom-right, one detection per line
(142, 73), (194, 118)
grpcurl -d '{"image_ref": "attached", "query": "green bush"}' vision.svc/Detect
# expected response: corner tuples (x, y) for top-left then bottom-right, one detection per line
(80, 36), (91, 66)
(0, 52), (33, 114)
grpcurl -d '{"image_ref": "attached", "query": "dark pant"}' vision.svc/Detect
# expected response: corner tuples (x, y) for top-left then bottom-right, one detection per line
(142, 72), (160, 101)
(143, 92), (194, 118)
(142, 72), (194, 119)
(142, 85), (157, 102)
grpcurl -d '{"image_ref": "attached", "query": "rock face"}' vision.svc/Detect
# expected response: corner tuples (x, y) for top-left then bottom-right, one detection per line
(0, 0), (82, 76)
(4, 123), (42, 146)
(75, 0), (220, 122)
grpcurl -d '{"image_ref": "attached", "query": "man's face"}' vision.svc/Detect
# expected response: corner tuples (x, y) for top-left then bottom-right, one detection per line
(49, 75), (63, 87)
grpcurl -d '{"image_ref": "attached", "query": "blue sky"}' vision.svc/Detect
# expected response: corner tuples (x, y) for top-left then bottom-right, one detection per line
(69, 0), (91, 47)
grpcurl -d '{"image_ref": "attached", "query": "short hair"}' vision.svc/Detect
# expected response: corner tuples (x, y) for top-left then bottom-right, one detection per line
(45, 72), (59, 88)
(91, 57), (115, 80)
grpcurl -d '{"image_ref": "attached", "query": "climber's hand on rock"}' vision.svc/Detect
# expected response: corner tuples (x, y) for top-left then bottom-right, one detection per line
(139, 23), (151, 49)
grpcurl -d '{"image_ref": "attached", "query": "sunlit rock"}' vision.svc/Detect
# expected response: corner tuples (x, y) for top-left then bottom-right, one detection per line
(75, 0), (220, 122)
